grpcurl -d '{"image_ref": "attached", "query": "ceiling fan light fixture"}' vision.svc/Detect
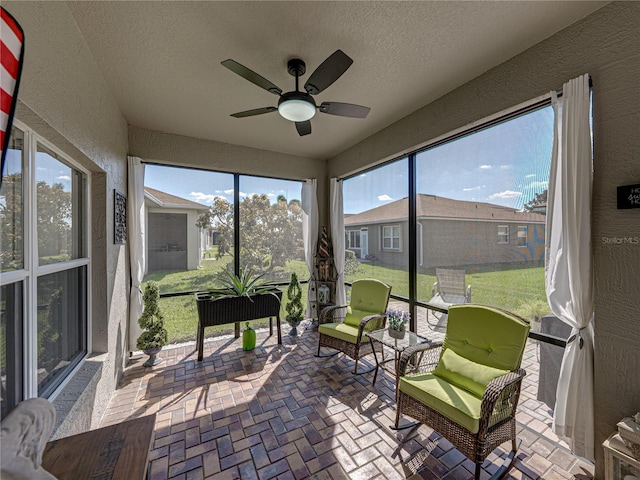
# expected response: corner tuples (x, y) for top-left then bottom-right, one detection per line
(278, 92), (316, 122)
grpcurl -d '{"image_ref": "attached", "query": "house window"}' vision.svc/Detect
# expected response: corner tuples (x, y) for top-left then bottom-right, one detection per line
(498, 225), (509, 244)
(1, 123), (89, 417)
(348, 230), (361, 249)
(517, 226), (528, 247)
(382, 225), (401, 250)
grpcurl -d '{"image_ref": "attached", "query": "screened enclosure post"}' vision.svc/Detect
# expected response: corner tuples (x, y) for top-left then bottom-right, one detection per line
(234, 174), (240, 276)
(408, 153), (417, 332)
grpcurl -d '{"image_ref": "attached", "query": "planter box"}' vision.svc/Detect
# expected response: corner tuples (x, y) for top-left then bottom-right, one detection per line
(195, 289), (283, 361)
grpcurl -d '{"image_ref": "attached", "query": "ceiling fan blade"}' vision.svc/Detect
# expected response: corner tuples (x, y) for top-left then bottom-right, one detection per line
(230, 107), (278, 118)
(221, 59), (283, 96)
(319, 102), (370, 118)
(304, 50), (353, 95)
(295, 121), (311, 136)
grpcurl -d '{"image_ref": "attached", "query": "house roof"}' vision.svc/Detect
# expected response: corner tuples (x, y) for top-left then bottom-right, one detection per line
(144, 187), (208, 210)
(345, 194), (546, 226)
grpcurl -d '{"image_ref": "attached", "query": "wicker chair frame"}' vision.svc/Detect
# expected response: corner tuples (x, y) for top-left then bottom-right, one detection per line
(317, 303), (387, 374)
(395, 310), (528, 480)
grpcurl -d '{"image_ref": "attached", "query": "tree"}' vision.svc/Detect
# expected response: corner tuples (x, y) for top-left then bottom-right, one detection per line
(524, 189), (547, 212)
(1, 176), (72, 268)
(196, 193), (303, 278)
(36, 181), (72, 260)
(0, 173), (23, 270)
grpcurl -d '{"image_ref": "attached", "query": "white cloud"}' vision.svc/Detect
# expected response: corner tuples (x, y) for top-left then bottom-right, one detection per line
(489, 190), (523, 200)
(267, 193), (276, 197)
(223, 189), (234, 195)
(529, 180), (549, 189)
(378, 194), (393, 201)
(479, 165), (492, 170)
(499, 165), (512, 170)
(56, 175), (71, 181)
(525, 174), (536, 178)
(189, 192), (222, 204)
(463, 185), (485, 192)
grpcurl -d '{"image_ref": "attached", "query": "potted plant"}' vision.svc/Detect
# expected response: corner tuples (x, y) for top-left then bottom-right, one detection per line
(194, 268), (283, 361)
(386, 309), (409, 339)
(285, 272), (304, 336)
(137, 281), (168, 367)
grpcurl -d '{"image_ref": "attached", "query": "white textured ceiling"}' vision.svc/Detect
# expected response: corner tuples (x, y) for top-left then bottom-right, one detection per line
(66, 1), (606, 160)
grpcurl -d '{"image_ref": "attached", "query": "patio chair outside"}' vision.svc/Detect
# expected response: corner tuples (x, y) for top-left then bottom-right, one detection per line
(316, 278), (391, 374)
(396, 304), (530, 479)
(427, 268), (471, 327)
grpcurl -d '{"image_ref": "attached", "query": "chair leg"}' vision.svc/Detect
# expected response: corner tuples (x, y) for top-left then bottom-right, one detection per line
(487, 437), (521, 480)
(475, 463), (482, 480)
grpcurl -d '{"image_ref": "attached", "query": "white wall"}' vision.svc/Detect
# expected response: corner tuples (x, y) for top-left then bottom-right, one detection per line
(328, 3), (640, 476)
(5, 1), (129, 437)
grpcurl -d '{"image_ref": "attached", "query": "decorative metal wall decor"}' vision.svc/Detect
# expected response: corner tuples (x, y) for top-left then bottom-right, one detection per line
(114, 190), (127, 244)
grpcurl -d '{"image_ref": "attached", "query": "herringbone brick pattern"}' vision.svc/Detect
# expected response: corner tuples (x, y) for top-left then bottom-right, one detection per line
(100, 322), (594, 479)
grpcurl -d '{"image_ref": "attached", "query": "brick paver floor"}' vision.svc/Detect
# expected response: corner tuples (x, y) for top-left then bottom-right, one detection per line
(100, 320), (594, 479)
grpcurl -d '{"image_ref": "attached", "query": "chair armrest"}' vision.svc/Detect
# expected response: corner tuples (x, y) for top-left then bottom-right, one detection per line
(466, 285), (472, 303)
(357, 313), (387, 341)
(398, 342), (443, 377)
(319, 304), (347, 324)
(478, 368), (526, 434)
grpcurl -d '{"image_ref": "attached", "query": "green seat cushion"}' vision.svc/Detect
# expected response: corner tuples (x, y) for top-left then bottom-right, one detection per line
(318, 322), (370, 344)
(399, 373), (482, 433)
(343, 307), (377, 328)
(433, 348), (509, 398)
(445, 304), (530, 371)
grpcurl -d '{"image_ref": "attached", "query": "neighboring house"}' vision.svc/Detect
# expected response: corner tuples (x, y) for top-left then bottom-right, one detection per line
(345, 194), (546, 270)
(144, 187), (209, 272)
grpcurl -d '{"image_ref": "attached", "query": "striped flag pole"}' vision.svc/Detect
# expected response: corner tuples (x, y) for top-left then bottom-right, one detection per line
(1, 6), (25, 187)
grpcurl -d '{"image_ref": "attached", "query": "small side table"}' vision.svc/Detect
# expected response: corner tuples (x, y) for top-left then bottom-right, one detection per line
(366, 328), (434, 401)
(603, 433), (640, 480)
(42, 414), (156, 480)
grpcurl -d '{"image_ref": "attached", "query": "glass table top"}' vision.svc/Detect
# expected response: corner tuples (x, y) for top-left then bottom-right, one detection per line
(366, 328), (433, 352)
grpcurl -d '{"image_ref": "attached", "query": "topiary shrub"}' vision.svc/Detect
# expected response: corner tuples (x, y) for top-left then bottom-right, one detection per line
(285, 272), (304, 331)
(136, 281), (168, 351)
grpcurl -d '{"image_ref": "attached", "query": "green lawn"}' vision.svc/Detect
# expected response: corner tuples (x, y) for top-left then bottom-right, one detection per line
(143, 253), (549, 345)
(143, 249), (310, 344)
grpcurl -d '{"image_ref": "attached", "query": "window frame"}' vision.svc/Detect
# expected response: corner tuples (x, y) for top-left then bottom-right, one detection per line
(0, 120), (91, 411)
(498, 225), (510, 244)
(517, 225), (528, 247)
(348, 229), (361, 249)
(381, 224), (401, 251)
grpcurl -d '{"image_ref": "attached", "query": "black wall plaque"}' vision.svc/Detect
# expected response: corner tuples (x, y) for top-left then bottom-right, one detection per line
(114, 190), (127, 244)
(617, 183), (640, 209)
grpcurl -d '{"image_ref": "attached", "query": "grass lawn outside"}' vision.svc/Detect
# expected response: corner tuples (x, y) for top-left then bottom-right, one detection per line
(143, 250), (549, 345)
(143, 249), (310, 344)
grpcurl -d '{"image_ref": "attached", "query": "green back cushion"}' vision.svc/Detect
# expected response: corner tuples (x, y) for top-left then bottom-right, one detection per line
(343, 279), (391, 327)
(433, 348), (509, 397)
(444, 304), (530, 371)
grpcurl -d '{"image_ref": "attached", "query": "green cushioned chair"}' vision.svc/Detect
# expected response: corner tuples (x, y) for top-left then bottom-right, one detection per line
(317, 279), (391, 374)
(396, 304), (530, 480)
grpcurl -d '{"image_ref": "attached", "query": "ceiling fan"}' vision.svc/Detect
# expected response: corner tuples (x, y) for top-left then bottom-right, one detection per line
(221, 50), (370, 136)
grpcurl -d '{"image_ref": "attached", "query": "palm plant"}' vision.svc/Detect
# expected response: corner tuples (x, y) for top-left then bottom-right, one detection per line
(210, 268), (277, 299)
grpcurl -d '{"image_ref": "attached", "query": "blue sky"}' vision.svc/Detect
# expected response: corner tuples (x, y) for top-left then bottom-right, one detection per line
(143, 106), (552, 213)
(344, 106), (553, 214)
(144, 165), (302, 206)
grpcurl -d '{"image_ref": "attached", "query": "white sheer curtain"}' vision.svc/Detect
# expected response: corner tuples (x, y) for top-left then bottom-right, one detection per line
(302, 179), (319, 317)
(330, 178), (346, 306)
(545, 74), (594, 461)
(127, 156), (146, 351)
